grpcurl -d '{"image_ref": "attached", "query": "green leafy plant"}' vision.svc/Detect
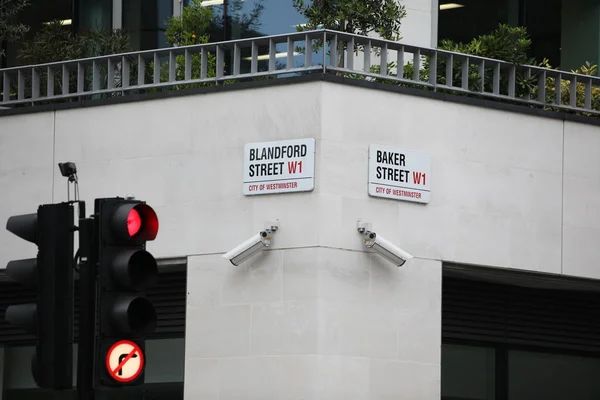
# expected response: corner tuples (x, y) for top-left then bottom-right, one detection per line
(161, 0), (219, 89)
(19, 21), (131, 64)
(15, 20), (132, 100)
(293, 0), (405, 40)
(293, 0), (406, 67)
(159, 0), (271, 90)
(419, 24), (538, 96)
(351, 23), (600, 117)
(0, 0), (29, 60)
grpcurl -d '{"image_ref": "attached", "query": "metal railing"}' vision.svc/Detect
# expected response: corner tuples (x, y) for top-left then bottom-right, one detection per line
(1, 29), (600, 116)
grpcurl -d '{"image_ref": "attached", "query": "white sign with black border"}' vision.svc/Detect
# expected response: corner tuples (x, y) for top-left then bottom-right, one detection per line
(243, 138), (316, 195)
(368, 144), (431, 204)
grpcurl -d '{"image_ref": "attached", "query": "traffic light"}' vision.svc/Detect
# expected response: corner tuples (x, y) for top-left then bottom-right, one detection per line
(94, 197), (159, 387)
(4, 203), (74, 390)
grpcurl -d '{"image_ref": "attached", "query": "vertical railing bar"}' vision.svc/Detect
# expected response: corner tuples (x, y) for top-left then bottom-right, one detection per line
(346, 37), (354, 70)
(2, 72), (9, 102)
(17, 70), (24, 100)
(524, 68), (531, 101)
(445, 53), (453, 87)
(62, 64), (69, 95)
(585, 78), (592, 110)
(122, 56), (130, 89)
(428, 51), (437, 86)
(554, 73), (561, 106)
(153, 53), (160, 84)
(184, 49), (192, 81)
(138, 54), (145, 86)
(363, 40), (371, 72)
(269, 39), (276, 71)
(77, 63), (84, 93)
(92, 60), (100, 91)
(570, 75), (577, 108)
(47, 66), (55, 97)
(380, 44), (388, 76)
(397, 45), (404, 79)
(508, 65), (516, 98)
(32, 67), (40, 99)
(107, 59), (115, 90)
(233, 43), (241, 75)
(413, 49), (421, 81)
(322, 31), (327, 73)
(251, 42), (258, 74)
(537, 70), (546, 103)
(330, 34), (338, 67)
(216, 45), (224, 79)
(287, 37), (294, 70)
(201, 50), (208, 79)
(478, 60), (484, 93)
(304, 34), (312, 67)
(461, 57), (469, 90)
(493, 62), (500, 95)
(169, 51), (176, 82)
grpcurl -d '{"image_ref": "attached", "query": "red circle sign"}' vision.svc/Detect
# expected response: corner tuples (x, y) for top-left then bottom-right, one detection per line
(105, 340), (145, 383)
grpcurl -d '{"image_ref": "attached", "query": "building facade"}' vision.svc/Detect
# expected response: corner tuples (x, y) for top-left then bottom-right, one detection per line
(0, 66), (600, 399)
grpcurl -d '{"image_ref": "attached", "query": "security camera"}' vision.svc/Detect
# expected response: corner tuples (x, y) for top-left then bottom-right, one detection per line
(361, 230), (413, 267)
(223, 227), (277, 266)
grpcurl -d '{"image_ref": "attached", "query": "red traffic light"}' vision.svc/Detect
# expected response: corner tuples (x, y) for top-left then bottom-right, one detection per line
(127, 209), (142, 237)
(111, 203), (159, 242)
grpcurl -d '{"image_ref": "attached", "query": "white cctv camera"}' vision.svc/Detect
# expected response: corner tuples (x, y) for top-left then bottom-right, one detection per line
(357, 222), (413, 266)
(223, 222), (278, 266)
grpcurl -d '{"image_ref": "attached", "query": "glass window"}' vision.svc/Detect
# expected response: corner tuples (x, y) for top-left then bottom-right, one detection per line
(442, 344), (496, 400)
(230, 0), (306, 38)
(519, 0), (561, 67)
(78, 0), (112, 31)
(437, 0), (562, 68)
(509, 350), (600, 400)
(123, 0), (173, 50)
(438, 0), (509, 45)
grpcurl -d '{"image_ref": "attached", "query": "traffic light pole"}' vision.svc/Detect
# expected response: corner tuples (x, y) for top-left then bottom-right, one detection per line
(77, 212), (96, 400)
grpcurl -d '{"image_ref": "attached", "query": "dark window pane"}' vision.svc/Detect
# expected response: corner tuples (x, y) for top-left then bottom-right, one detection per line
(438, 0), (509, 44)
(442, 344), (496, 400)
(79, 0), (112, 31)
(509, 350), (600, 400)
(123, 0), (173, 50)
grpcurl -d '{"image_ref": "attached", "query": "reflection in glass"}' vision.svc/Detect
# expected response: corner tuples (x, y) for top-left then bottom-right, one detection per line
(442, 344), (496, 400)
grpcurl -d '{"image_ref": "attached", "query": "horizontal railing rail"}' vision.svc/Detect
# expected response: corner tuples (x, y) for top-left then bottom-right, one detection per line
(1, 29), (600, 116)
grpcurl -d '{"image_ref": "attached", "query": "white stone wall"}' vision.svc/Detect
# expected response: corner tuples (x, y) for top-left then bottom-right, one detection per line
(185, 251), (440, 399)
(1, 79), (599, 398)
(401, 0), (438, 48)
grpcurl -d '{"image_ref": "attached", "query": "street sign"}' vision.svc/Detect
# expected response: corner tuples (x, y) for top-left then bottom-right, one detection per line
(105, 340), (145, 383)
(243, 138), (316, 195)
(368, 144), (431, 204)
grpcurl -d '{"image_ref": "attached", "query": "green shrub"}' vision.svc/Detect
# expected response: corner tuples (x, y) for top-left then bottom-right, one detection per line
(339, 23), (600, 118)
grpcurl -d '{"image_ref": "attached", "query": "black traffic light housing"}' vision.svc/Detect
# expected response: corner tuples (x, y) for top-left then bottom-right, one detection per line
(94, 197), (159, 388)
(4, 203), (74, 390)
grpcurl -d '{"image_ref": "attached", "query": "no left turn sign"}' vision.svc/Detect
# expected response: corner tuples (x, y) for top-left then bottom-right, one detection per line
(106, 340), (145, 383)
